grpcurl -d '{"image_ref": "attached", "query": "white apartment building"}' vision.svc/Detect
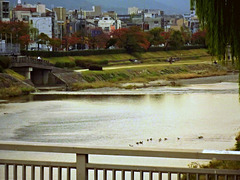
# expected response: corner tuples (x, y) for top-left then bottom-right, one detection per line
(30, 17), (53, 38)
(128, 7), (138, 15)
(98, 17), (121, 32)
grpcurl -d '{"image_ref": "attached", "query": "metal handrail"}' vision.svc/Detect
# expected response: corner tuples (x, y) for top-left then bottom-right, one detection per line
(0, 142), (239, 180)
(0, 142), (239, 161)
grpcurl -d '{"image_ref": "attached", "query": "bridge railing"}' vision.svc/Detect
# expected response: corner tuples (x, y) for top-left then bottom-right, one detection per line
(10, 56), (53, 66)
(0, 142), (239, 180)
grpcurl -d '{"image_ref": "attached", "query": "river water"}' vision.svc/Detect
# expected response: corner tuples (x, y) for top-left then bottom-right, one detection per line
(0, 82), (239, 178)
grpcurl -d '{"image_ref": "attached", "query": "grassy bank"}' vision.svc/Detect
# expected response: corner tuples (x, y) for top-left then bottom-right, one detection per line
(0, 71), (35, 99)
(44, 49), (210, 66)
(72, 63), (230, 90)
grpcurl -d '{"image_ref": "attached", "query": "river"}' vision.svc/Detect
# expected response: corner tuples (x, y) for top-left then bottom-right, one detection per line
(0, 82), (239, 178)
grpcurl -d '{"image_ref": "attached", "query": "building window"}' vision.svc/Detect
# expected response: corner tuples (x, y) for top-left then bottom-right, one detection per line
(104, 27), (109, 31)
(154, 21), (158, 24)
(22, 15), (29, 21)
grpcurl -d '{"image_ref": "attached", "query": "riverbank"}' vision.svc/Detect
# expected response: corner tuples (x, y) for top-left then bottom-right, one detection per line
(72, 62), (238, 90)
(0, 48), (239, 98)
(0, 73), (35, 98)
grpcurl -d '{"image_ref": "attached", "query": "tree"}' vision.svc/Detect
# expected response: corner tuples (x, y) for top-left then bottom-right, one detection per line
(112, 26), (150, 54)
(111, 28), (128, 48)
(180, 26), (191, 45)
(191, 0), (240, 63)
(148, 27), (164, 46)
(0, 21), (29, 43)
(87, 29), (110, 49)
(19, 35), (31, 50)
(49, 38), (62, 51)
(169, 30), (185, 49)
(160, 31), (171, 49)
(191, 30), (206, 45)
(37, 33), (50, 50)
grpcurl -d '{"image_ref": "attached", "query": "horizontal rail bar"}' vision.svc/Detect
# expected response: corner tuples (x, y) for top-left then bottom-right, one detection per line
(0, 142), (239, 161)
(86, 164), (240, 175)
(0, 159), (76, 168)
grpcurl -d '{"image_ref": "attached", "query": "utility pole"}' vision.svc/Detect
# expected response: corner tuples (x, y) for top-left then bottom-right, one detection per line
(142, 0), (145, 31)
(142, 9), (145, 31)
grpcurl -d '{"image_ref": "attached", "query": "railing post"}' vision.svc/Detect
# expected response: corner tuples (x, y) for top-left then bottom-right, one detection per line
(76, 154), (88, 180)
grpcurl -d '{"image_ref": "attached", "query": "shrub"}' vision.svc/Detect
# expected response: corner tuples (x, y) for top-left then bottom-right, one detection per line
(75, 59), (94, 68)
(89, 65), (103, 71)
(0, 56), (10, 69)
(65, 61), (76, 68)
(98, 60), (109, 65)
(21, 49), (126, 58)
(55, 62), (65, 68)
(0, 66), (3, 73)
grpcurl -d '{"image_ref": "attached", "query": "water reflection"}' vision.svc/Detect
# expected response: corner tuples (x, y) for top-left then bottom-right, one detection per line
(0, 87), (239, 150)
(0, 82), (240, 177)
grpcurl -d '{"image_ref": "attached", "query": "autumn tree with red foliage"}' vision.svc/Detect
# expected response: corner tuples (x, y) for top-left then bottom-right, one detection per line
(87, 30), (110, 49)
(19, 35), (31, 50)
(111, 26), (150, 53)
(160, 31), (171, 49)
(0, 21), (29, 44)
(191, 30), (207, 45)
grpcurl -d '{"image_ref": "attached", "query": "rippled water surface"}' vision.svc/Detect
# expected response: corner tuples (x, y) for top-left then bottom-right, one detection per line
(0, 82), (239, 148)
(0, 82), (239, 170)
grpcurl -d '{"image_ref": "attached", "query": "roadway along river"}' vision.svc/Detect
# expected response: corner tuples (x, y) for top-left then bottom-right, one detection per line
(0, 82), (239, 176)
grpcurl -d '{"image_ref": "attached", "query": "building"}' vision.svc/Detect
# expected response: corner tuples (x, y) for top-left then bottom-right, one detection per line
(128, 7), (138, 15)
(53, 7), (67, 39)
(36, 3), (46, 14)
(183, 10), (199, 33)
(0, 0), (10, 22)
(102, 11), (117, 19)
(98, 17), (121, 32)
(84, 6), (101, 18)
(12, 1), (48, 22)
(12, 1), (36, 22)
(30, 17), (52, 38)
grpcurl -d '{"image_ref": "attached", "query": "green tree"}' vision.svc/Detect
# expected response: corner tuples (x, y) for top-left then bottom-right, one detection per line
(37, 33), (50, 50)
(169, 30), (184, 49)
(180, 26), (191, 45)
(191, 0), (240, 64)
(49, 38), (62, 51)
(148, 27), (164, 46)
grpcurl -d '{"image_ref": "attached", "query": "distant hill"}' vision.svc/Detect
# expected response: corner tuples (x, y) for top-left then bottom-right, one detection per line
(10, 0), (190, 14)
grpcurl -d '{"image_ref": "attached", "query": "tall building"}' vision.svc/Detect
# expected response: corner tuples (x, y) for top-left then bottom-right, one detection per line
(53, 7), (67, 39)
(0, 0), (10, 22)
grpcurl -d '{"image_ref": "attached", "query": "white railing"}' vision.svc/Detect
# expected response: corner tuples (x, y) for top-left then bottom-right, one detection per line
(0, 142), (239, 180)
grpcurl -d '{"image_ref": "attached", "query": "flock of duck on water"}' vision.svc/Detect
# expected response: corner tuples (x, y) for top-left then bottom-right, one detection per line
(129, 136), (204, 147)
